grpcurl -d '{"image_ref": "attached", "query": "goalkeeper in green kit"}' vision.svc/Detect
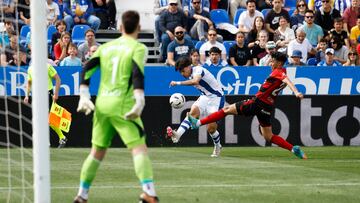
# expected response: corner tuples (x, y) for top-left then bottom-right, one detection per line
(74, 10), (158, 203)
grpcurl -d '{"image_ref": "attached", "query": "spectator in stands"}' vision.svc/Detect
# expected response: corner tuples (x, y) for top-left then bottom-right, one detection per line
(188, 0), (213, 41)
(256, 0), (272, 11)
(251, 30), (268, 66)
(77, 29), (100, 62)
(229, 0), (247, 22)
(51, 20), (67, 52)
(299, 9), (324, 47)
(60, 42), (82, 66)
(159, 0), (188, 62)
(46, 0), (60, 26)
(317, 48), (342, 66)
(84, 44), (98, 62)
(237, 0), (263, 35)
(350, 15), (360, 48)
(167, 26), (195, 66)
(92, 0), (117, 30)
(229, 31), (251, 66)
(63, 0), (101, 32)
(308, 0), (334, 11)
(328, 17), (350, 49)
(54, 31), (71, 63)
(183, 0), (210, 17)
(290, 0), (308, 31)
(203, 46), (228, 68)
(343, 0), (360, 34)
(190, 49), (200, 66)
(330, 36), (349, 64)
(8, 46), (30, 66)
(199, 28), (227, 63)
(0, 31), (18, 66)
(246, 16), (265, 48)
(17, 0), (31, 30)
(287, 28), (316, 64)
(315, 37), (328, 63)
(274, 16), (295, 53)
(287, 50), (307, 66)
(0, 0), (15, 22)
(153, 0), (182, 44)
(343, 49), (360, 65)
(314, 0), (341, 37)
(259, 41), (277, 66)
(0, 20), (14, 49)
(264, 0), (290, 40)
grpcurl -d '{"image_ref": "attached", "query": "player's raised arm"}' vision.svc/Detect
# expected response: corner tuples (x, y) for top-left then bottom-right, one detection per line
(282, 77), (304, 99)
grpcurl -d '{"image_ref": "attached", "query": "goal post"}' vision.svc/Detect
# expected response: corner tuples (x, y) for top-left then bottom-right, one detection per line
(30, 1), (50, 202)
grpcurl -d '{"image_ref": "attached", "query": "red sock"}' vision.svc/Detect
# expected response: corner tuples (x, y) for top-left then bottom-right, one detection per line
(200, 109), (226, 125)
(270, 135), (293, 151)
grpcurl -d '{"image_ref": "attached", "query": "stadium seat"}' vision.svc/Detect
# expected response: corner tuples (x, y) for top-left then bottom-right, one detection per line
(284, 1), (297, 8)
(210, 9), (230, 25)
(288, 7), (296, 16)
(47, 25), (57, 45)
(233, 8), (246, 26)
(72, 24), (90, 45)
(195, 41), (204, 50)
(261, 8), (271, 17)
(19, 25), (30, 47)
(307, 58), (317, 66)
(223, 41), (235, 57)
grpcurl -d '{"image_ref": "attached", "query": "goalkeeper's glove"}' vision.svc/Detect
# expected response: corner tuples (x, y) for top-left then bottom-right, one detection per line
(124, 89), (145, 120)
(77, 85), (95, 115)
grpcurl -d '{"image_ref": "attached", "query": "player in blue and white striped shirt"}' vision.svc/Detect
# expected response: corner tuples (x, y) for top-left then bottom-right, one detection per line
(167, 57), (225, 157)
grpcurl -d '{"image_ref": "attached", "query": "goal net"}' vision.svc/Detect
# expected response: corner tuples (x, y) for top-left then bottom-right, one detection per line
(0, 1), (50, 202)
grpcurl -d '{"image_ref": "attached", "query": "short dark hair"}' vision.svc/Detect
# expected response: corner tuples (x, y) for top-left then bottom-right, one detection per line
(85, 29), (95, 36)
(271, 52), (287, 63)
(334, 17), (343, 23)
(319, 37), (328, 43)
(175, 57), (192, 71)
(122, 10), (140, 34)
(209, 46), (221, 54)
(190, 49), (199, 56)
(246, 0), (256, 5)
(305, 9), (314, 15)
(55, 20), (66, 29)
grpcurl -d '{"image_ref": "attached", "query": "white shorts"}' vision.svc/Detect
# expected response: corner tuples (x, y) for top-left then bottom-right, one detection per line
(193, 95), (225, 118)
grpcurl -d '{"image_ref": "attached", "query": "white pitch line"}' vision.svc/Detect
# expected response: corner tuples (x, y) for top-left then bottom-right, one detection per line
(1, 182), (360, 190)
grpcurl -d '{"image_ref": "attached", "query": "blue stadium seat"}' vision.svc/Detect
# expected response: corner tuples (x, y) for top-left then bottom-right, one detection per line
(47, 25), (57, 45)
(72, 24), (90, 45)
(261, 8), (271, 17)
(307, 58), (317, 66)
(210, 9), (230, 25)
(288, 7), (296, 16)
(195, 41), (204, 50)
(285, 1), (297, 8)
(20, 25), (30, 47)
(233, 8), (246, 26)
(223, 40), (235, 57)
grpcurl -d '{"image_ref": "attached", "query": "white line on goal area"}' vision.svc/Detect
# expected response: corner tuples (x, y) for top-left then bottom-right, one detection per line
(2, 182), (360, 190)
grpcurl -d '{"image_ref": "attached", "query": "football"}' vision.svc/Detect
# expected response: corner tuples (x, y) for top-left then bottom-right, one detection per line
(169, 93), (185, 109)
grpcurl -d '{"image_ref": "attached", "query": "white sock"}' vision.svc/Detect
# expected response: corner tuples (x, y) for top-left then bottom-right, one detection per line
(142, 181), (156, 197)
(210, 131), (221, 146)
(176, 117), (191, 136)
(77, 187), (89, 200)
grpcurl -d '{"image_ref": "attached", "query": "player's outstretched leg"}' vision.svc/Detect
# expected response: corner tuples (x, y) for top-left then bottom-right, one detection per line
(166, 116), (192, 143)
(292, 145), (307, 159)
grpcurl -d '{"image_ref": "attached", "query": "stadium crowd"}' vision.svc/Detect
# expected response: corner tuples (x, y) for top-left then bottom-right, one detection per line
(1, 0), (360, 67)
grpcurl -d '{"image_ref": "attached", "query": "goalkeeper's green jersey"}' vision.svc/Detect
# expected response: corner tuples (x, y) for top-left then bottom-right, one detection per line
(83, 35), (148, 117)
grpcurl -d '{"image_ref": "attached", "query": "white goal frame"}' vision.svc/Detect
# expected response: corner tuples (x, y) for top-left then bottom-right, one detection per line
(30, 1), (50, 202)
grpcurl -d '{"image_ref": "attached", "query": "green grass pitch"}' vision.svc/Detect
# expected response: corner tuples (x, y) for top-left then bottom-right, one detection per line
(1, 146), (360, 203)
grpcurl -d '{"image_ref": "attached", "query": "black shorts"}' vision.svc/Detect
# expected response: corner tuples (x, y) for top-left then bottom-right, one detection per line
(235, 98), (273, 127)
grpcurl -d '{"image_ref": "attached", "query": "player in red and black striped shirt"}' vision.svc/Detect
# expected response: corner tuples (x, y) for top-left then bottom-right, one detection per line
(188, 52), (307, 159)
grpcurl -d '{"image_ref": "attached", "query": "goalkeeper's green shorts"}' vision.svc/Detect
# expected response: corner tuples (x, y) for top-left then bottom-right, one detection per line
(91, 111), (146, 149)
